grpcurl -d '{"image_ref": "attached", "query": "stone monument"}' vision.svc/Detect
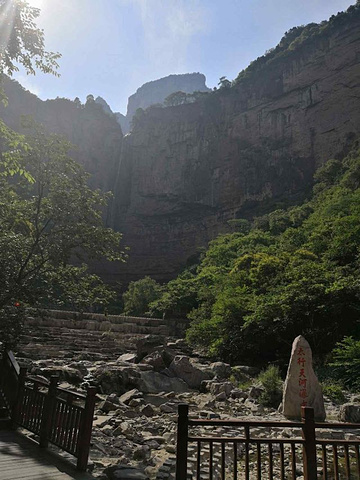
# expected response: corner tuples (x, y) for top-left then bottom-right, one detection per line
(282, 335), (326, 421)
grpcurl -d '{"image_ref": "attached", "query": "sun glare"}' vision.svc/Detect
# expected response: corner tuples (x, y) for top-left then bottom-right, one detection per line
(27, 0), (45, 8)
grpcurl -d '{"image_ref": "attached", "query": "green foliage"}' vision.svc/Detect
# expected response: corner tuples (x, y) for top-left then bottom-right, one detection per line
(330, 336), (360, 390)
(164, 91), (189, 107)
(155, 146), (360, 368)
(0, 122), (125, 342)
(0, 0), (61, 78)
(123, 276), (162, 317)
(0, 304), (25, 347)
(257, 365), (283, 408)
(149, 270), (198, 318)
(321, 380), (346, 404)
(234, 4), (360, 87)
(218, 76), (231, 89)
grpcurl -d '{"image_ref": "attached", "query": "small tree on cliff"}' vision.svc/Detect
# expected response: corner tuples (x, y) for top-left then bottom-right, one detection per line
(164, 91), (188, 107)
(218, 76), (231, 89)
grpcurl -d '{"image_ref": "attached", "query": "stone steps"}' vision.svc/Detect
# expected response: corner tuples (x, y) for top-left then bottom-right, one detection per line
(18, 310), (176, 362)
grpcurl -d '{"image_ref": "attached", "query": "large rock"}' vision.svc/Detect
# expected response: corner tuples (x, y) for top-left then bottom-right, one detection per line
(137, 370), (189, 393)
(339, 403), (360, 423)
(93, 365), (141, 394)
(210, 362), (231, 379)
(105, 464), (148, 480)
(282, 335), (326, 421)
(169, 356), (213, 389)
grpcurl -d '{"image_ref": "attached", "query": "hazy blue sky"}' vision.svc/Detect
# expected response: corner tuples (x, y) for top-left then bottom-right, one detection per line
(17, 0), (354, 114)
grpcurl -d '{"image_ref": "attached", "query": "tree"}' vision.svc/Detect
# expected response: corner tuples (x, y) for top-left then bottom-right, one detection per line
(218, 76), (231, 89)
(0, 121), (125, 343)
(0, 0), (60, 78)
(164, 91), (188, 107)
(0, 0), (60, 176)
(122, 276), (162, 316)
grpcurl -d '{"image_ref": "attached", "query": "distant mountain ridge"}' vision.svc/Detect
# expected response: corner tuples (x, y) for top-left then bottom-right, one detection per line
(95, 72), (210, 133)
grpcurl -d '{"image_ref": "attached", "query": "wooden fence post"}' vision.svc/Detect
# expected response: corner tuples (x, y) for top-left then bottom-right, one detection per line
(11, 366), (26, 428)
(176, 404), (189, 480)
(77, 386), (97, 471)
(40, 375), (58, 448)
(302, 406), (317, 480)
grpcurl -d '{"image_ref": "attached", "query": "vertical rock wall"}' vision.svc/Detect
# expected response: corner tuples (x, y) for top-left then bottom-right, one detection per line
(110, 17), (360, 283)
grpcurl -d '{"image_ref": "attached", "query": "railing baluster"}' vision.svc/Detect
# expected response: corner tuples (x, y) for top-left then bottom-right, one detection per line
(221, 442), (225, 480)
(197, 441), (201, 480)
(64, 398), (74, 452)
(322, 445), (328, 480)
(257, 443), (262, 480)
(344, 444), (351, 479)
(280, 443), (285, 480)
(356, 445), (360, 479)
(268, 443), (273, 480)
(209, 441), (213, 480)
(244, 426), (250, 480)
(233, 441), (237, 480)
(40, 376), (58, 448)
(291, 443), (296, 480)
(176, 404), (189, 480)
(333, 445), (339, 480)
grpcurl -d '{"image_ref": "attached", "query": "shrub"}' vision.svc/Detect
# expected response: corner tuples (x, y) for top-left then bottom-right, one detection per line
(257, 365), (283, 408)
(321, 380), (346, 404)
(330, 336), (360, 390)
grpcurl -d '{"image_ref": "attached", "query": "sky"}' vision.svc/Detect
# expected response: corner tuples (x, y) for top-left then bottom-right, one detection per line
(16, 0), (354, 115)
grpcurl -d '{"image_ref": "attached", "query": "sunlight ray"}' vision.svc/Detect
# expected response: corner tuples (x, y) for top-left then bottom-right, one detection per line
(0, 0), (17, 72)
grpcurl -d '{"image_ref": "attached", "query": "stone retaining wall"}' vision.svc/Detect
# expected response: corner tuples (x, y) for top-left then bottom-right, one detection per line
(26, 310), (189, 337)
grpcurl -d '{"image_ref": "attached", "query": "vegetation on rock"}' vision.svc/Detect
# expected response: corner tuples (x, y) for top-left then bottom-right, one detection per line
(149, 145), (360, 368)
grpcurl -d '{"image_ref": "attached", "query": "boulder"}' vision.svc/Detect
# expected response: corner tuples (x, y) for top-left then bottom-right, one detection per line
(249, 386), (264, 399)
(117, 353), (137, 363)
(140, 404), (155, 417)
(169, 355), (213, 389)
(209, 382), (233, 397)
(282, 335), (326, 421)
(93, 365), (141, 394)
(137, 370), (189, 393)
(339, 404), (360, 423)
(119, 388), (142, 405)
(105, 464), (149, 480)
(210, 362), (231, 379)
(136, 335), (165, 361)
(141, 351), (166, 371)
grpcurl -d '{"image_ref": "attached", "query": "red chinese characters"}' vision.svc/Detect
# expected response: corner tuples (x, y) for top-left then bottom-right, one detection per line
(297, 346), (307, 406)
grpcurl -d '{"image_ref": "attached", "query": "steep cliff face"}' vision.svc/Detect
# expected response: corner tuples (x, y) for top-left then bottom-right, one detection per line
(122, 73), (210, 133)
(111, 13), (360, 283)
(0, 81), (123, 193)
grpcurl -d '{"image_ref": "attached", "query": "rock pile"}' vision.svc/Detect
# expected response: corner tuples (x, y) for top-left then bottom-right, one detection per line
(17, 333), (358, 480)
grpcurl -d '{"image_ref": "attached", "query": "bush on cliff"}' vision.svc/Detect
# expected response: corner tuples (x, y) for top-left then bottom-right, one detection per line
(154, 146), (360, 367)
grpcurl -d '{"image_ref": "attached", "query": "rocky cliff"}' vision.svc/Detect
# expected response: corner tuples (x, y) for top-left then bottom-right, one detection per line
(122, 73), (210, 133)
(110, 10), (360, 283)
(0, 81), (123, 194)
(1, 9), (360, 287)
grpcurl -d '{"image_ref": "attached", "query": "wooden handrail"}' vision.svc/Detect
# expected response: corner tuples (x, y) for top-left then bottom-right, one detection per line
(1, 349), (96, 472)
(5, 349), (20, 375)
(176, 404), (360, 480)
(27, 375), (88, 400)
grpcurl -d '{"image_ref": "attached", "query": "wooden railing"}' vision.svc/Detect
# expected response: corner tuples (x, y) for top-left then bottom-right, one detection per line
(0, 349), (96, 471)
(176, 404), (360, 480)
